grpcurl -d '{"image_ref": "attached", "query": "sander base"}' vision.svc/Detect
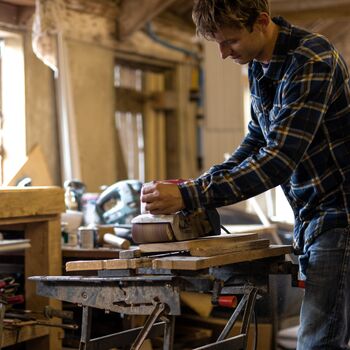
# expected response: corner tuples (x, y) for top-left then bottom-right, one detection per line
(131, 209), (220, 244)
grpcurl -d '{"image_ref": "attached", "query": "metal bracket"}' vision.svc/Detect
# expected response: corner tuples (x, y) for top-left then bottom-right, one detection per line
(213, 287), (258, 349)
(131, 302), (169, 350)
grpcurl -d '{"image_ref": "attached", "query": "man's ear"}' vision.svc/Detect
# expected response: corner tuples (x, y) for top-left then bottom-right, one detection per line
(254, 12), (270, 32)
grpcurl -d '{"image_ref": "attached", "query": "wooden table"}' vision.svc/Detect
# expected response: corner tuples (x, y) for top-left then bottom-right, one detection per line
(0, 187), (65, 350)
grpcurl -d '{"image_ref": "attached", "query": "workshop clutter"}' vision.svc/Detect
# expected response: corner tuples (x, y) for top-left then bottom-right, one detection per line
(61, 179), (143, 248)
(0, 276), (24, 308)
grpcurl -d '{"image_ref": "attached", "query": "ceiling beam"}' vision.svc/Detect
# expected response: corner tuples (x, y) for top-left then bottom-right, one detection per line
(271, 0), (350, 12)
(65, 0), (120, 19)
(0, 2), (18, 26)
(271, 0), (350, 21)
(118, 0), (176, 41)
(0, 0), (34, 6)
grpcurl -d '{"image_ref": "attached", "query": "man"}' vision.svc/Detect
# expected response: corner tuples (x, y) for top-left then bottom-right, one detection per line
(141, 1), (350, 348)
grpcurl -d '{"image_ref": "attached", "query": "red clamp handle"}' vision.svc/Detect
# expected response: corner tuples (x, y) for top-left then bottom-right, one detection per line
(6, 294), (24, 304)
(218, 295), (238, 308)
(297, 280), (305, 289)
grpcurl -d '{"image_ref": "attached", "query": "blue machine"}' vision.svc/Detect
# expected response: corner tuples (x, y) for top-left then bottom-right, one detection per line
(95, 180), (143, 225)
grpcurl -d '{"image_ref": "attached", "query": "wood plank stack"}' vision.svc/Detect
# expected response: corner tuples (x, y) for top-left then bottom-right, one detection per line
(66, 232), (292, 272)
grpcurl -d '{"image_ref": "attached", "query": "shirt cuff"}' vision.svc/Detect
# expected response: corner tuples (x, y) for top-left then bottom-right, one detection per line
(178, 180), (204, 211)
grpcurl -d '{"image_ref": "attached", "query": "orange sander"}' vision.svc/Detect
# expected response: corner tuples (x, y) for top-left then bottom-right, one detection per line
(131, 209), (221, 244)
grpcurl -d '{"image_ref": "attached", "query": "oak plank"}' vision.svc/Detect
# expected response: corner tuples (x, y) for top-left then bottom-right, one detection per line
(66, 256), (152, 271)
(104, 257), (152, 269)
(2, 325), (48, 348)
(222, 224), (277, 235)
(189, 239), (270, 257)
(66, 260), (104, 272)
(139, 233), (259, 253)
(0, 187), (65, 218)
(152, 245), (293, 270)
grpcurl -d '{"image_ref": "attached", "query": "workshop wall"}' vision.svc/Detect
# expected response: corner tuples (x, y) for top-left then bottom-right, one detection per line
(202, 40), (245, 171)
(24, 32), (61, 185)
(67, 40), (118, 191)
(8, 0), (350, 194)
(12, 2), (200, 191)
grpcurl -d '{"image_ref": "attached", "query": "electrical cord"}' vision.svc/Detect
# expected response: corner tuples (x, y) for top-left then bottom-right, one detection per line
(220, 224), (231, 234)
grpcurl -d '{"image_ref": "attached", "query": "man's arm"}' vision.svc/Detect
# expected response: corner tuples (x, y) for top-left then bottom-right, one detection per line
(179, 59), (334, 211)
(142, 113), (265, 214)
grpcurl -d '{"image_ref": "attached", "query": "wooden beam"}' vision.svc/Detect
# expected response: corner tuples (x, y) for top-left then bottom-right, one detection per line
(118, 0), (176, 41)
(271, 0), (350, 20)
(0, 2), (18, 26)
(0, 0), (34, 6)
(17, 5), (34, 25)
(271, 0), (350, 13)
(65, 0), (120, 20)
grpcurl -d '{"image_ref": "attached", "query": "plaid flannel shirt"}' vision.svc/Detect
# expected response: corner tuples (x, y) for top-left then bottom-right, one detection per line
(179, 17), (350, 253)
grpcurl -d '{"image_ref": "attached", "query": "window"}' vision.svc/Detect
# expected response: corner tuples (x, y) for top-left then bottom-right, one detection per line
(114, 64), (145, 182)
(114, 62), (172, 183)
(0, 31), (26, 186)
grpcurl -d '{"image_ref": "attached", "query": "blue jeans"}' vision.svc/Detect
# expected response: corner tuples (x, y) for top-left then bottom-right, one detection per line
(297, 227), (350, 349)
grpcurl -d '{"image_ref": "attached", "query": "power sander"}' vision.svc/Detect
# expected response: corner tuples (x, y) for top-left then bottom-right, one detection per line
(131, 209), (221, 244)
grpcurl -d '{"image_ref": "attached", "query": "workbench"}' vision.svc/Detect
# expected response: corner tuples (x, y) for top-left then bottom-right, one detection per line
(0, 187), (65, 349)
(31, 233), (295, 350)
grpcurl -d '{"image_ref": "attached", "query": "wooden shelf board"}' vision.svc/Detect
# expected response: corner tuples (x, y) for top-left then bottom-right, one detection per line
(2, 324), (49, 347)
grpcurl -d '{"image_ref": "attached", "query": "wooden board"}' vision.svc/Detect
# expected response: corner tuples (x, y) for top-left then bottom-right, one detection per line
(151, 245), (293, 271)
(0, 187), (65, 219)
(66, 245), (292, 272)
(62, 246), (121, 259)
(66, 257), (152, 272)
(222, 224), (277, 235)
(139, 233), (259, 253)
(190, 239), (270, 257)
(2, 324), (49, 348)
(6, 144), (54, 186)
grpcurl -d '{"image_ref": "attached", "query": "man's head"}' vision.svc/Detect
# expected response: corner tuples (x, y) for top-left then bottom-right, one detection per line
(192, 0), (276, 64)
(192, 0), (270, 39)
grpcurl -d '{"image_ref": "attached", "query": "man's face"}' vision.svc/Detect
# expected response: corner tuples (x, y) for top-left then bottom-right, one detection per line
(213, 23), (266, 64)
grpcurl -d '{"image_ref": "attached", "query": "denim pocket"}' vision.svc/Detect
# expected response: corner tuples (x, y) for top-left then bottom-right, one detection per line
(298, 252), (309, 280)
(299, 227), (350, 280)
(309, 227), (349, 252)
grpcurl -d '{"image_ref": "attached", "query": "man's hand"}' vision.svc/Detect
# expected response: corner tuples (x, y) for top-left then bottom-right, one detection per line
(141, 181), (185, 214)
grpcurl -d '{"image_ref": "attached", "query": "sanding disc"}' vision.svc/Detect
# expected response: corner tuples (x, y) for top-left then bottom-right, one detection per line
(132, 223), (175, 243)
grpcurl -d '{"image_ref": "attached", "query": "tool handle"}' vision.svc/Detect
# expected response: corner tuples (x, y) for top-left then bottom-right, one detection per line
(217, 295), (237, 308)
(103, 233), (130, 250)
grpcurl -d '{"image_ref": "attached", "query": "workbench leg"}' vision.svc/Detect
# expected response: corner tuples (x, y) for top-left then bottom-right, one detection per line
(25, 219), (63, 350)
(79, 306), (92, 350)
(163, 315), (175, 350)
(240, 288), (258, 349)
(0, 302), (5, 350)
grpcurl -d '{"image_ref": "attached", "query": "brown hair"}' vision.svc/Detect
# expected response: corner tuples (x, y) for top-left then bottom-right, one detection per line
(192, 0), (270, 39)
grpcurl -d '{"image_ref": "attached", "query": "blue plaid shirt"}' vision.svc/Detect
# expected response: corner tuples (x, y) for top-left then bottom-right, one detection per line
(179, 17), (350, 254)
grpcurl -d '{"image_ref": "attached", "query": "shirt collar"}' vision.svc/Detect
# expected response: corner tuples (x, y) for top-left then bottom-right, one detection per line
(251, 16), (293, 81)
